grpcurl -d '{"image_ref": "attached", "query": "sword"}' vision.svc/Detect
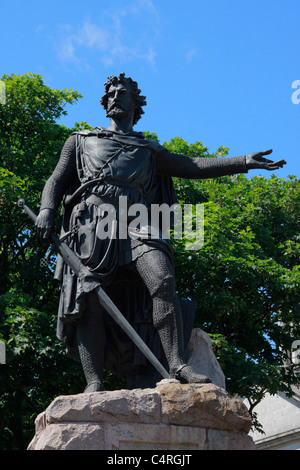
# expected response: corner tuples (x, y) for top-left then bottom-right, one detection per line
(17, 198), (169, 380)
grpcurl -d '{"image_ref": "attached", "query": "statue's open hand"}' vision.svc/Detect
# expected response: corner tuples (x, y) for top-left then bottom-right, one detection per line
(35, 209), (55, 239)
(246, 149), (286, 171)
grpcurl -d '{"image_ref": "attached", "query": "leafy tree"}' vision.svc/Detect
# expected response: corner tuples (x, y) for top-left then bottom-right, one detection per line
(0, 73), (86, 449)
(163, 136), (300, 431)
(0, 75), (299, 449)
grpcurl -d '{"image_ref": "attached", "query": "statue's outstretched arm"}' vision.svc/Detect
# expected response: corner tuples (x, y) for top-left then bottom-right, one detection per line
(156, 148), (286, 179)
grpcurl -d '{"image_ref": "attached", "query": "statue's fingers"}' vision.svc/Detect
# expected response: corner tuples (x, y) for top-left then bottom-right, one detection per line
(275, 159), (287, 166)
(261, 149), (273, 156)
(35, 224), (42, 237)
(43, 226), (52, 239)
(263, 165), (278, 171)
(265, 162), (285, 171)
(260, 157), (274, 164)
(40, 226), (47, 239)
(36, 222), (49, 239)
(270, 159), (286, 168)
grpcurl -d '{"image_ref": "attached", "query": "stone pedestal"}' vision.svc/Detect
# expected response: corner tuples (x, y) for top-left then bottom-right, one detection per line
(28, 380), (256, 450)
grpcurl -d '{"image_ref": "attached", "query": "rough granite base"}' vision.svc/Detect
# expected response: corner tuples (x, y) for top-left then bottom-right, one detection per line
(28, 380), (256, 451)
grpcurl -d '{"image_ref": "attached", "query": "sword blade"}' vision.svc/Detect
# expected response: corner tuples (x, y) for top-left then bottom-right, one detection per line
(18, 199), (169, 379)
(94, 285), (169, 379)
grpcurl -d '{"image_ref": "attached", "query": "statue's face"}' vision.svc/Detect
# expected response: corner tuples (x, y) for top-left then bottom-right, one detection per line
(106, 82), (135, 120)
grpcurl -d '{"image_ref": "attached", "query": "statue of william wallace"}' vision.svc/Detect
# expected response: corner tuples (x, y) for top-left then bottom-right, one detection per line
(35, 73), (286, 392)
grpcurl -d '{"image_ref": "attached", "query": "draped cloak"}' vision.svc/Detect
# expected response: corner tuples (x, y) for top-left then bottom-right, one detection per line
(54, 128), (195, 383)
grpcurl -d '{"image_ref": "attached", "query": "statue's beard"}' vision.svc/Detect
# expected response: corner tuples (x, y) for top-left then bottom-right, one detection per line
(106, 103), (134, 121)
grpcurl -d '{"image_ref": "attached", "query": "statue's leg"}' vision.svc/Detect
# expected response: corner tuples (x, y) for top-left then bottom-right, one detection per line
(76, 290), (106, 393)
(133, 250), (211, 384)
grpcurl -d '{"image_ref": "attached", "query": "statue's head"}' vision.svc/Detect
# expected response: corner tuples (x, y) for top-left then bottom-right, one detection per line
(100, 73), (147, 125)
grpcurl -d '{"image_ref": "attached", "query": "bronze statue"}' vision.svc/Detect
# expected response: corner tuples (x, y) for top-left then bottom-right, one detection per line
(35, 73), (286, 392)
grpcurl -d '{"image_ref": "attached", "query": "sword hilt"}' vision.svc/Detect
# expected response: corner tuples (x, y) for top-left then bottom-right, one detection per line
(17, 198), (38, 224)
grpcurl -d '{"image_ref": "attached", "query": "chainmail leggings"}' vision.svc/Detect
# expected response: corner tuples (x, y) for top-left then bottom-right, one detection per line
(133, 249), (185, 374)
(76, 248), (186, 389)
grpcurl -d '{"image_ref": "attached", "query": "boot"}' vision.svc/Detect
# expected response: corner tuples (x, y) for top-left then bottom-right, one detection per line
(76, 291), (106, 393)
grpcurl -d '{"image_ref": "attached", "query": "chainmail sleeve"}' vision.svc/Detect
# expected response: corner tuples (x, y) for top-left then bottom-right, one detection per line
(40, 134), (77, 211)
(155, 148), (248, 179)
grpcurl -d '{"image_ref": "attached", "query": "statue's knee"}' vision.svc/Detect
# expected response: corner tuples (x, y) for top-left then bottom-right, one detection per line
(150, 275), (176, 299)
(152, 308), (174, 330)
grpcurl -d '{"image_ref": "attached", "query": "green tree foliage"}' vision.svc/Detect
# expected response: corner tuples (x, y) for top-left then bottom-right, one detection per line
(163, 136), (300, 430)
(0, 75), (299, 448)
(0, 73), (86, 449)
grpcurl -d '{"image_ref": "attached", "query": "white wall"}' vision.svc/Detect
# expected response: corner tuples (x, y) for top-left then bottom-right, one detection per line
(248, 391), (300, 450)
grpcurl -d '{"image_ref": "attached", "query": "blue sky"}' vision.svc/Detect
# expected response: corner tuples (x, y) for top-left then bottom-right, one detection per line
(2, 0), (300, 179)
